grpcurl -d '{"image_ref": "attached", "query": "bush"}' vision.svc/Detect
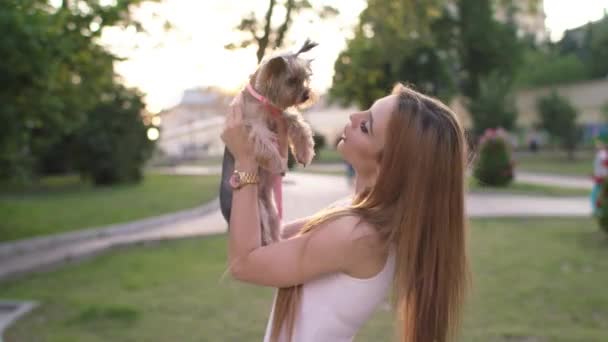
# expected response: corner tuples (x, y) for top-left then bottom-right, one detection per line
(473, 128), (514, 187)
(469, 72), (518, 137)
(73, 85), (154, 185)
(537, 91), (581, 159)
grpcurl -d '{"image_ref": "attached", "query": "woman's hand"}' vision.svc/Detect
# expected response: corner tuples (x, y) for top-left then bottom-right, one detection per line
(221, 94), (257, 170)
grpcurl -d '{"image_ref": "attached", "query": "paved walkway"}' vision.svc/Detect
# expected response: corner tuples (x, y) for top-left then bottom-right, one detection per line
(0, 172), (592, 281)
(516, 171), (591, 190)
(153, 163), (593, 188)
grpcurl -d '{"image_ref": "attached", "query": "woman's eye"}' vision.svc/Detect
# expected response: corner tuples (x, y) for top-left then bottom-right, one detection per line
(360, 121), (369, 133)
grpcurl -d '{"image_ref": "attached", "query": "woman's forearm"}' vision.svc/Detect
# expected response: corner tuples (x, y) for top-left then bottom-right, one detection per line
(228, 160), (262, 266)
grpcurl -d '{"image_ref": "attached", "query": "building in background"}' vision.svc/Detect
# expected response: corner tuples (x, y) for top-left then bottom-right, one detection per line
(494, 2), (549, 43)
(157, 87), (233, 160)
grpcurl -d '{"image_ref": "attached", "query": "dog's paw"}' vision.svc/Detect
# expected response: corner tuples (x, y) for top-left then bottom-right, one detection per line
(295, 146), (315, 167)
(263, 155), (286, 174)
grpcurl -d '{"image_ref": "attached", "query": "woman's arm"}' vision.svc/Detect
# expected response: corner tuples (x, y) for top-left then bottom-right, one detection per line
(280, 217), (311, 240)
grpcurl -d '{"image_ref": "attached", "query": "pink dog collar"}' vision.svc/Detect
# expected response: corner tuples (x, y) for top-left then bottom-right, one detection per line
(246, 83), (282, 117)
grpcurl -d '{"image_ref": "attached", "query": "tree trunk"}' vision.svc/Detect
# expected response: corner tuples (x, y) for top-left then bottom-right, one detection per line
(257, 0), (276, 63)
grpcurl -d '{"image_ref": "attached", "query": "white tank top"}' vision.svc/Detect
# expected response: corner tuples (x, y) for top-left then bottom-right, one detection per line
(262, 249), (396, 342)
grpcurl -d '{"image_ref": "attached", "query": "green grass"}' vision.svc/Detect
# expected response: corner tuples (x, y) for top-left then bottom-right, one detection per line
(314, 148), (343, 164)
(515, 150), (594, 177)
(2, 218), (607, 341)
(0, 173), (220, 242)
(469, 179), (589, 197)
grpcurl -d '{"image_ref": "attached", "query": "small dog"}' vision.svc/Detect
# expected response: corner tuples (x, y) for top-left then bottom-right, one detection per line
(219, 39), (317, 245)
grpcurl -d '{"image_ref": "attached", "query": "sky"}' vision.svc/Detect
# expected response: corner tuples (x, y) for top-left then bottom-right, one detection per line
(96, 0), (608, 113)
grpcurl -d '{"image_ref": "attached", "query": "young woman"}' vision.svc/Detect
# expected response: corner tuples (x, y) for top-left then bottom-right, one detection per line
(221, 83), (470, 342)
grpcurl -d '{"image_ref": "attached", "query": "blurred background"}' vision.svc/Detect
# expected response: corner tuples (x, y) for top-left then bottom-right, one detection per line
(1, 0), (608, 341)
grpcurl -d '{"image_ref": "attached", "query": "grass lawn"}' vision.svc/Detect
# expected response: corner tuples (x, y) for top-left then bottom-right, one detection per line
(515, 150), (593, 177)
(469, 179), (589, 197)
(314, 148), (343, 164)
(0, 173), (220, 242)
(2, 218), (607, 341)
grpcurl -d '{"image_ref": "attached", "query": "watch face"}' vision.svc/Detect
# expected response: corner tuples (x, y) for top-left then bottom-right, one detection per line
(229, 173), (241, 189)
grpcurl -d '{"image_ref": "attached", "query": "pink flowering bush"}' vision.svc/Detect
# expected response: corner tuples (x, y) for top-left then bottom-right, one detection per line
(473, 128), (515, 187)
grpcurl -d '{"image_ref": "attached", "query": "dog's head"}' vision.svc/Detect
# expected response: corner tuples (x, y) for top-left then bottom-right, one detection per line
(252, 39), (317, 109)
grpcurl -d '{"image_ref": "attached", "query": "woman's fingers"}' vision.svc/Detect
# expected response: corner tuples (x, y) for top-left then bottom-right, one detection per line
(221, 97), (246, 144)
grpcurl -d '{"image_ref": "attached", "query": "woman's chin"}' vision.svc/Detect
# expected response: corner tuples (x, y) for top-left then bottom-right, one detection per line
(336, 139), (345, 153)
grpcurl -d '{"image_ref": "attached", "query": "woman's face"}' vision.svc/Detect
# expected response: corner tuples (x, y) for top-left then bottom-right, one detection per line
(337, 95), (396, 176)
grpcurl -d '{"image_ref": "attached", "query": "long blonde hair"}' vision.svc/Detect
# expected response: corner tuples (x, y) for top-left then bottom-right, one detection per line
(271, 84), (471, 342)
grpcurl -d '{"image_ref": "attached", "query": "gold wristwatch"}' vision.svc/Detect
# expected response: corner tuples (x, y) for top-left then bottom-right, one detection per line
(229, 170), (259, 190)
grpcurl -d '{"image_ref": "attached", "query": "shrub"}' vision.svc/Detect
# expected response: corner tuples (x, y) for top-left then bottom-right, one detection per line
(473, 128), (515, 187)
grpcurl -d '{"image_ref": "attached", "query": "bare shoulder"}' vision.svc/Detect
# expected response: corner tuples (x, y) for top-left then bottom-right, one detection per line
(317, 215), (387, 278)
(313, 215), (384, 259)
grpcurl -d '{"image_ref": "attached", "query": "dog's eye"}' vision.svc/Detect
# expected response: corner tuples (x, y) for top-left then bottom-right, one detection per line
(288, 77), (298, 86)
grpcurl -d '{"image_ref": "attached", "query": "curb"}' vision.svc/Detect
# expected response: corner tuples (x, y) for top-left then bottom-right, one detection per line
(0, 198), (220, 261)
(0, 229), (227, 284)
(0, 300), (38, 339)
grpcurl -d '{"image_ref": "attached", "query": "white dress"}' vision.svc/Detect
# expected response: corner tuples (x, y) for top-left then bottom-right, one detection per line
(262, 249), (396, 341)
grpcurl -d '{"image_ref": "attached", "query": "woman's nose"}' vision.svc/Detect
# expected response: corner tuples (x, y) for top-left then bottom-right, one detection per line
(349, 113), (359, 127)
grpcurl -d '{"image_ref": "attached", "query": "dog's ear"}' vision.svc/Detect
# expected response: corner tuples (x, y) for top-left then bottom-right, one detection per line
(261, 56), (287, 82)
(296, 39), (318, 55)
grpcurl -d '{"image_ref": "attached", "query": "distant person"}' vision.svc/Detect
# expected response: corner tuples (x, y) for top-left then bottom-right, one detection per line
(591, 133), (608, 215)
(527, 130), (540, 153)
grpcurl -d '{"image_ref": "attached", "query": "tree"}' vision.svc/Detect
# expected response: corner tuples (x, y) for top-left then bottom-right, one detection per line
(559, 14), (608, 79)
(0, 0), (159, 183)
(589, 15), (608, 78)
(515, 48), (590, 88)
(536, 91), (581, 160)
(602, 102), (608, 123)
(226, 0), (338, 63)
(469, 72), (517, 136)
(329, 0), (457, 109)
(328, 0), (540, 116)
(72, 84), (154, 185)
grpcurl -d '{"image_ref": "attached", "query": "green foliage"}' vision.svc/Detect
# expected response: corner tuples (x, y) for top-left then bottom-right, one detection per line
(536, 91), (581, 158)
(329, 0), (457, 109)
(72, 85), (154, 185)
(559, 15), (608, 79)
(329, 0), (535, 119)
(312, 131), (326, 155)
(469, 73), (518, 136)
(602, 102), (608, 123)
(515, 49), (590, 88)
(0, 0), (158, 184)
(458, 0), (524, 100)
(473, 129), (514, 187)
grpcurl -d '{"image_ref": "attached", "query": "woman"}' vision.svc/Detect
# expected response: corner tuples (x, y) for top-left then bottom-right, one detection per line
(221, 83), (470, 342)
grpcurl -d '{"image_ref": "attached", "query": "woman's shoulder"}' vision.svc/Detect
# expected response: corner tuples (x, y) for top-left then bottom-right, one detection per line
(317, 215), (387, 279)
(317, 215), (384, 254)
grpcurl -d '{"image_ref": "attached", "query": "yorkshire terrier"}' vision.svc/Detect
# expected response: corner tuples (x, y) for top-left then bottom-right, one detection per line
(219, 39), (317, 245)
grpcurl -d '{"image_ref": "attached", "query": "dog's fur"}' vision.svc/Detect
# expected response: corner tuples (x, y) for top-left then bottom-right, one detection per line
(219, 39), (317, 245)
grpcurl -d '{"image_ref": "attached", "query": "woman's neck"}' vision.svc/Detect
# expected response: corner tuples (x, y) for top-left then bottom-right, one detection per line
(354, 173), (375, 195)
